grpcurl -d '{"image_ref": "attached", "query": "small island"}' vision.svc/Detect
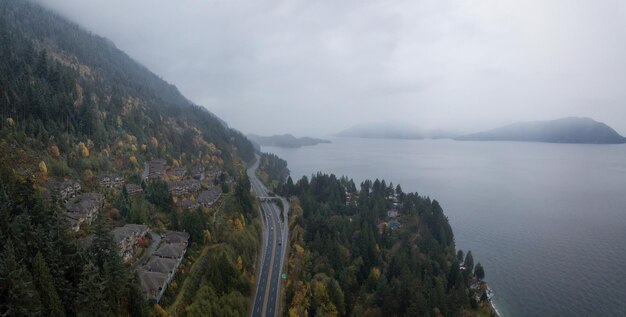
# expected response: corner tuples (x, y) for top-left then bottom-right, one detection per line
(247, 133), (331, 148)
(455, 117), (626, 144)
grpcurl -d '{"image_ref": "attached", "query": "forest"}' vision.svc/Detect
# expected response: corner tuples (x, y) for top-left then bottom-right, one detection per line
(257, 154), (494, 317)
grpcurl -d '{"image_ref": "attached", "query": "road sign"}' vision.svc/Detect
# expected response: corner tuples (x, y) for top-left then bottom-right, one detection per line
(281, 273), (287, 279)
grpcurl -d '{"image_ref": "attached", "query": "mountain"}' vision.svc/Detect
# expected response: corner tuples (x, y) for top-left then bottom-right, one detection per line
(247, 133), (331, 148)
(0, 0), (255, 174)
(336, 122), (456, 140)
(456, 117), (626, 144)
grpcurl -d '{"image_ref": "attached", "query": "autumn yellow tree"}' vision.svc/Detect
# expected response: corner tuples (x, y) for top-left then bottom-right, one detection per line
(78, 142), (89, 157)
(38, 161), (47, 178)
(49, 145), (60, 159)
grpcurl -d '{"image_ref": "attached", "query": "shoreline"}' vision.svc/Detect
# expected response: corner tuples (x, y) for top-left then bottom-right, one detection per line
(487, 286), (502, 317)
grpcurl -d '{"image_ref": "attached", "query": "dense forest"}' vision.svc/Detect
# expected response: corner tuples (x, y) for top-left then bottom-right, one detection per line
(257, 155), (494, 317)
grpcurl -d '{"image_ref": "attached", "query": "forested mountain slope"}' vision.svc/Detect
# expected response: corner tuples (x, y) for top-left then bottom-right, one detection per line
(0, 0), (254, 174)
(0, 1), (260, 316)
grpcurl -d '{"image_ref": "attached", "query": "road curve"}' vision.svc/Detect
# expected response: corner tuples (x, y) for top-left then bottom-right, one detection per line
(248, 156), (289, 317)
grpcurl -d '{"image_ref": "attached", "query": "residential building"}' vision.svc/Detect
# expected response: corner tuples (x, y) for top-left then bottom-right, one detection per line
(112, 224), (148, 262)
(138, 230), (189, 302)
(387, 209), (399, 218)
(124, 183), (143, 196)
(190, 165), (204, 180)
(65, 192), (103, 231)
(197, 187), (222, 207)
(138, 270), (168, 302)
(143, 159), (166, 180)
(167, 179), (201, 197)
(97, 174), (124, 189)
(49, 180), (81, 201)
(166, 167), (187, 180)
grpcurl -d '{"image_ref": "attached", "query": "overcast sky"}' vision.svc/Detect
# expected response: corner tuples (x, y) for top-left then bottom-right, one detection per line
(36, 0), (626, 136)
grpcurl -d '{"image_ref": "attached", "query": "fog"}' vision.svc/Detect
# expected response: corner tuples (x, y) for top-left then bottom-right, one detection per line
(36, 0), (626, 137)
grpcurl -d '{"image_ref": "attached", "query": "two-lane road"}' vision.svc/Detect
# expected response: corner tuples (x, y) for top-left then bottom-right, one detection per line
(248, 156), (288, 317)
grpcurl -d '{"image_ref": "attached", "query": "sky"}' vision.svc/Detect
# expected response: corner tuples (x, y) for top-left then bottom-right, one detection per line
(36, 0), (626, 136)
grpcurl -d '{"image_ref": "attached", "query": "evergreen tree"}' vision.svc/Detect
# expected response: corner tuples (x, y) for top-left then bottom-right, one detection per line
(0, 240), (43, 316)
(475, 262), (485, 281)
(75, 262), (109, 317)
(32, 252), (66, 317)
(464, 251), (474, 275)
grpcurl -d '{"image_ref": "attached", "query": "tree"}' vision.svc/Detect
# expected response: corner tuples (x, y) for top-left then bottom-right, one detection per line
(475, 262), (485, 281)
(456, 250), (464, 263)
(32, 252), (65, 317)
(75, 262), (109, 317)
(464, 251), (474, 274)
(0, 240), (43, 316)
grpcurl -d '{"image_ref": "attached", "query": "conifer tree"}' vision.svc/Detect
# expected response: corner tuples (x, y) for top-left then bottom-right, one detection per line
(76, 262), (109, 317)
(0, 240), (43, 316)
(33, 252), (66, 317)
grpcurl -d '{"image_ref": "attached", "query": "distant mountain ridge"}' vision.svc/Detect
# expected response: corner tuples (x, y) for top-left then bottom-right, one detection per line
(336, 122), (456, 140)
(247, 134), (331, 148)
(456, 117), (626, 144)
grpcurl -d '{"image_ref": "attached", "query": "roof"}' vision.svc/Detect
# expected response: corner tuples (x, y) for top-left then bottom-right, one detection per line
(97, 174), (123, 181)
(167, 167), (187, 178)
(163, 231), (190, 244)
(197, 187), (222, 205)
(78, 234), (95, 249)
(65, 192), (103, 214)
(154, 243), (186, 259)
(112, 224), (147, 244)
(138, 270), (167, 300)
(124, 184), (143, 192)
(143, 257), (178, 274)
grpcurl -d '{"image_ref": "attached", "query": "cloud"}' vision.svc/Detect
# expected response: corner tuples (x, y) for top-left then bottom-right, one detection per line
(36, 0), (626, 136)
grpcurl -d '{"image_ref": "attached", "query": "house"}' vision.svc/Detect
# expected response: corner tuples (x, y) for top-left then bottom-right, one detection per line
(49, 180), (81, 201)
(196, 187), (222, 207)
(166, 167), (187, 180)
(154, 243), (186, 260)
(112, 224), (148, 262)
(206, 167), (222, 181)
(162, 230), (190, 245)
(167, 179), (201, 197)
(387, 209), (399, 218)
(97, 174), (124, 189)
(388, 220), (401, 231)
(124, 183), (143, 196)
(138, 230), (189, 302)
(190, 166), (204, 180)
(144, 257), (179, 275)
(175, 198), (199, 210)
(138, 270), (168, 302)
(65, 193), (103, 231)
(143, 159), (166, 180)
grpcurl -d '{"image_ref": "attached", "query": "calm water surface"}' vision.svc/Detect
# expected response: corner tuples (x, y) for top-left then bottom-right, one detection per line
(263, 137), (626, 317)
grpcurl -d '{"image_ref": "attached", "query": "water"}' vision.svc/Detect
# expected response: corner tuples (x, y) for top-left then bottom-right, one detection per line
(263, 137), (626, 317)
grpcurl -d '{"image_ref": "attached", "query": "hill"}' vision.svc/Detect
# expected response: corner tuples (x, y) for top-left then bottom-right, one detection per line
(336, 122), (456, 140)
(247, 133), (330, 148)
(456, 117), (626, 144)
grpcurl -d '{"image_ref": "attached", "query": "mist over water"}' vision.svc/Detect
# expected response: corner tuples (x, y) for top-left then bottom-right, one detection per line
(263, 138), (626, 317)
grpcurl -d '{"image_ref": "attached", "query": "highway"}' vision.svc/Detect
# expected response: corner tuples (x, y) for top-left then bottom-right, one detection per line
(248, 156), (288, 317)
